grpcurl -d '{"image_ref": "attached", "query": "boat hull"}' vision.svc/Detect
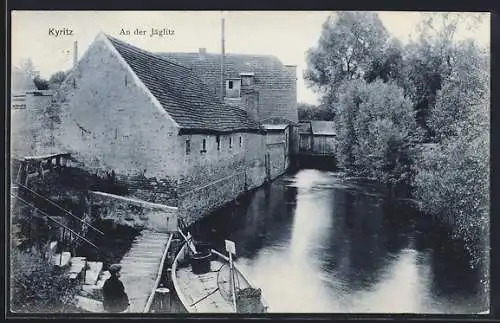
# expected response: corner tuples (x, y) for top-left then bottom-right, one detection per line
(171, 243), (268, 313)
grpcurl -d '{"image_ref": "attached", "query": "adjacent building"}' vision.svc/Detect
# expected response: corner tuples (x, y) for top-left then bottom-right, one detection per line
(46, 33), (298, 224)
(161, 49), (299, 177)
(11, 66), (55, 159)
(298, 121), (337, 155)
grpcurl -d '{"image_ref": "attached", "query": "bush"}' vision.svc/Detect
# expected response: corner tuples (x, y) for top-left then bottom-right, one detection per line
(10, 249), (77, 313)
(335, 79), (418, 187)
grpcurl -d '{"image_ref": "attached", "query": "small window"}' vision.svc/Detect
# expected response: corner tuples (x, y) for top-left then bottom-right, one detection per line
(216, 135), (221, 151)
(201, 138), (207, 153)
(228, 81), (234, 89)
(229, 136), (233, 149)
(186, 139), (191, 155)
(114, 128), (118, 140)
(239, 136), (242, 148)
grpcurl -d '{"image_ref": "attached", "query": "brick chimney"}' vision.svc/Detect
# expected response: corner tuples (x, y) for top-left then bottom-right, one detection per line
(73, 41), (78, 68)
(284, 65), (297, 80)
(199, 47), (207, 59)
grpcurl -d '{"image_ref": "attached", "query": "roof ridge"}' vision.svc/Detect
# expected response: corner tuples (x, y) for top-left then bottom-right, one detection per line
(158, 51), (285, 64)
(159, 51), (278, 58)
(104, 34), (193, 71)
(100, 33), (260, 133)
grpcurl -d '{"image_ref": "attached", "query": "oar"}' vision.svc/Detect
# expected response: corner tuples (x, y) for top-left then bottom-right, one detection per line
(189, 287), (220, 307)
(178, 228), (197, 254)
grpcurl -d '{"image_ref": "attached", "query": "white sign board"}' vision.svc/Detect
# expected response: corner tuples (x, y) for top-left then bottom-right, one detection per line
(225, 239), (236, 255)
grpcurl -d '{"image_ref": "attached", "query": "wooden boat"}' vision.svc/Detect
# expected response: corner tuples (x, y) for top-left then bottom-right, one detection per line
(171, 231), (269, 313)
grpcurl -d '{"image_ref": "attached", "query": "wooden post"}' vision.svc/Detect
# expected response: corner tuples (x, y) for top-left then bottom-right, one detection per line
(225, 239), (237, 312)
(24, 163), (29, 186)
(37, 161), (43, 177)
(56, 156), (61, 173)
(15, 164), (22, 184)
(229, 252), (237, 312)
(83, 259), (87, 284)
(60, 227), (65, 266)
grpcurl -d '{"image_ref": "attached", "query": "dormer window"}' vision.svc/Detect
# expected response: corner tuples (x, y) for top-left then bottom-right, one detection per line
(240, 72), (255, 86)
(201, 138), (207, 153)
(225, 79), (241, 98)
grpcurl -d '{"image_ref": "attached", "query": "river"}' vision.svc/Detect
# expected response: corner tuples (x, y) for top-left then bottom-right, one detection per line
(190, 169), (489, 314)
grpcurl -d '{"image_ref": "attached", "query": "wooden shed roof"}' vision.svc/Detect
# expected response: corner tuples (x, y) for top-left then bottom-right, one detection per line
(311, 121), (336, 136)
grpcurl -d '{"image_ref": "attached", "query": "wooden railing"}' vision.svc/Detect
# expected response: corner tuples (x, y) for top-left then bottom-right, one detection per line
(12, 193), (98, 248)
(10, 193), (108, 261)
(143, 234), (174, 313)
(16, 182), (104, 237)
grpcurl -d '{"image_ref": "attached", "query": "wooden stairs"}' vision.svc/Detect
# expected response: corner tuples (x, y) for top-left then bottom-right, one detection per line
(73, 230), (171, 313)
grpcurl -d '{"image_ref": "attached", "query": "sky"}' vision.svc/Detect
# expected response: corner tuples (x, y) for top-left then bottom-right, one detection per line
(11, 11), (490, 104)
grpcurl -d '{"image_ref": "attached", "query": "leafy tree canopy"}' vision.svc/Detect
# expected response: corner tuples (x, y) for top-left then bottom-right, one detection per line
(304, 11), (389, 106)
(298, 102), (335, 121)
(48, 71), (69, 89)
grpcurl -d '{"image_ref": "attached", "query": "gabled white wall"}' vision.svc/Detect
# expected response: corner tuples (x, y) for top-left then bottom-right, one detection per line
(53, 34), (180, 179)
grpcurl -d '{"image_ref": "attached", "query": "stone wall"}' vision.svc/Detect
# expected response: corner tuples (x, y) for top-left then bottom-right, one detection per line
(240, 92), (260, 122)
(265, 131), (289, 180)
(267, 143), (286, 180)
(244, 133), (267, 190)
(175, 132), (267, 225)
(89, 191), (178, 233)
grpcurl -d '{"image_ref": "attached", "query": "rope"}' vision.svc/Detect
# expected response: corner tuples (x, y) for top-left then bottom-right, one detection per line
(211, 264), (225, 273)
(189, 287), (220, 307)
(15, 182), (104, 236)
(11, 193), (100, 250)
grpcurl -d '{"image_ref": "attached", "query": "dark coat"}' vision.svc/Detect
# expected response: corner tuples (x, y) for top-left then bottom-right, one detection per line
(102, 275), (129, 312)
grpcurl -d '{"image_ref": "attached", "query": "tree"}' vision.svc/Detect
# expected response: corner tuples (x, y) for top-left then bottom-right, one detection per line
(428, 40), (489, 142)
(403, 13), (485, 141)
(19, 58), (39, 79)
(335, 79), (418, 190)
(297, 103), (335, 121)
(364, 38), (405, 85)
(412, 38), (489, 267)
(304, 12), (389, 107)
(49, 71), (68, 89)
(33, 76), (50, 90)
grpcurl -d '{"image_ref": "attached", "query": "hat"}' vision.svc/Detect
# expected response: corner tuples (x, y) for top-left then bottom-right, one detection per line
(109, 264), (122, 274)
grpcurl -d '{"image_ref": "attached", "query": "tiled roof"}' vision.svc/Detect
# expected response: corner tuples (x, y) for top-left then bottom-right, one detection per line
(105, 35), (261, 134)
(298, 121), (312, 134)
(262, 124), (289, 131)
(311, 121), (336, 136)
(158, 52), (294, 96)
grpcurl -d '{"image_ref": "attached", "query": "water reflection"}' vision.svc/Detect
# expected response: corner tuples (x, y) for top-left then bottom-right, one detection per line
(192, 169), (488, 313)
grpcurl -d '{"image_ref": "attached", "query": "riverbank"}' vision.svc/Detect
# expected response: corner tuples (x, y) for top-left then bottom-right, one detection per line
(188, 168), (489, 313)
